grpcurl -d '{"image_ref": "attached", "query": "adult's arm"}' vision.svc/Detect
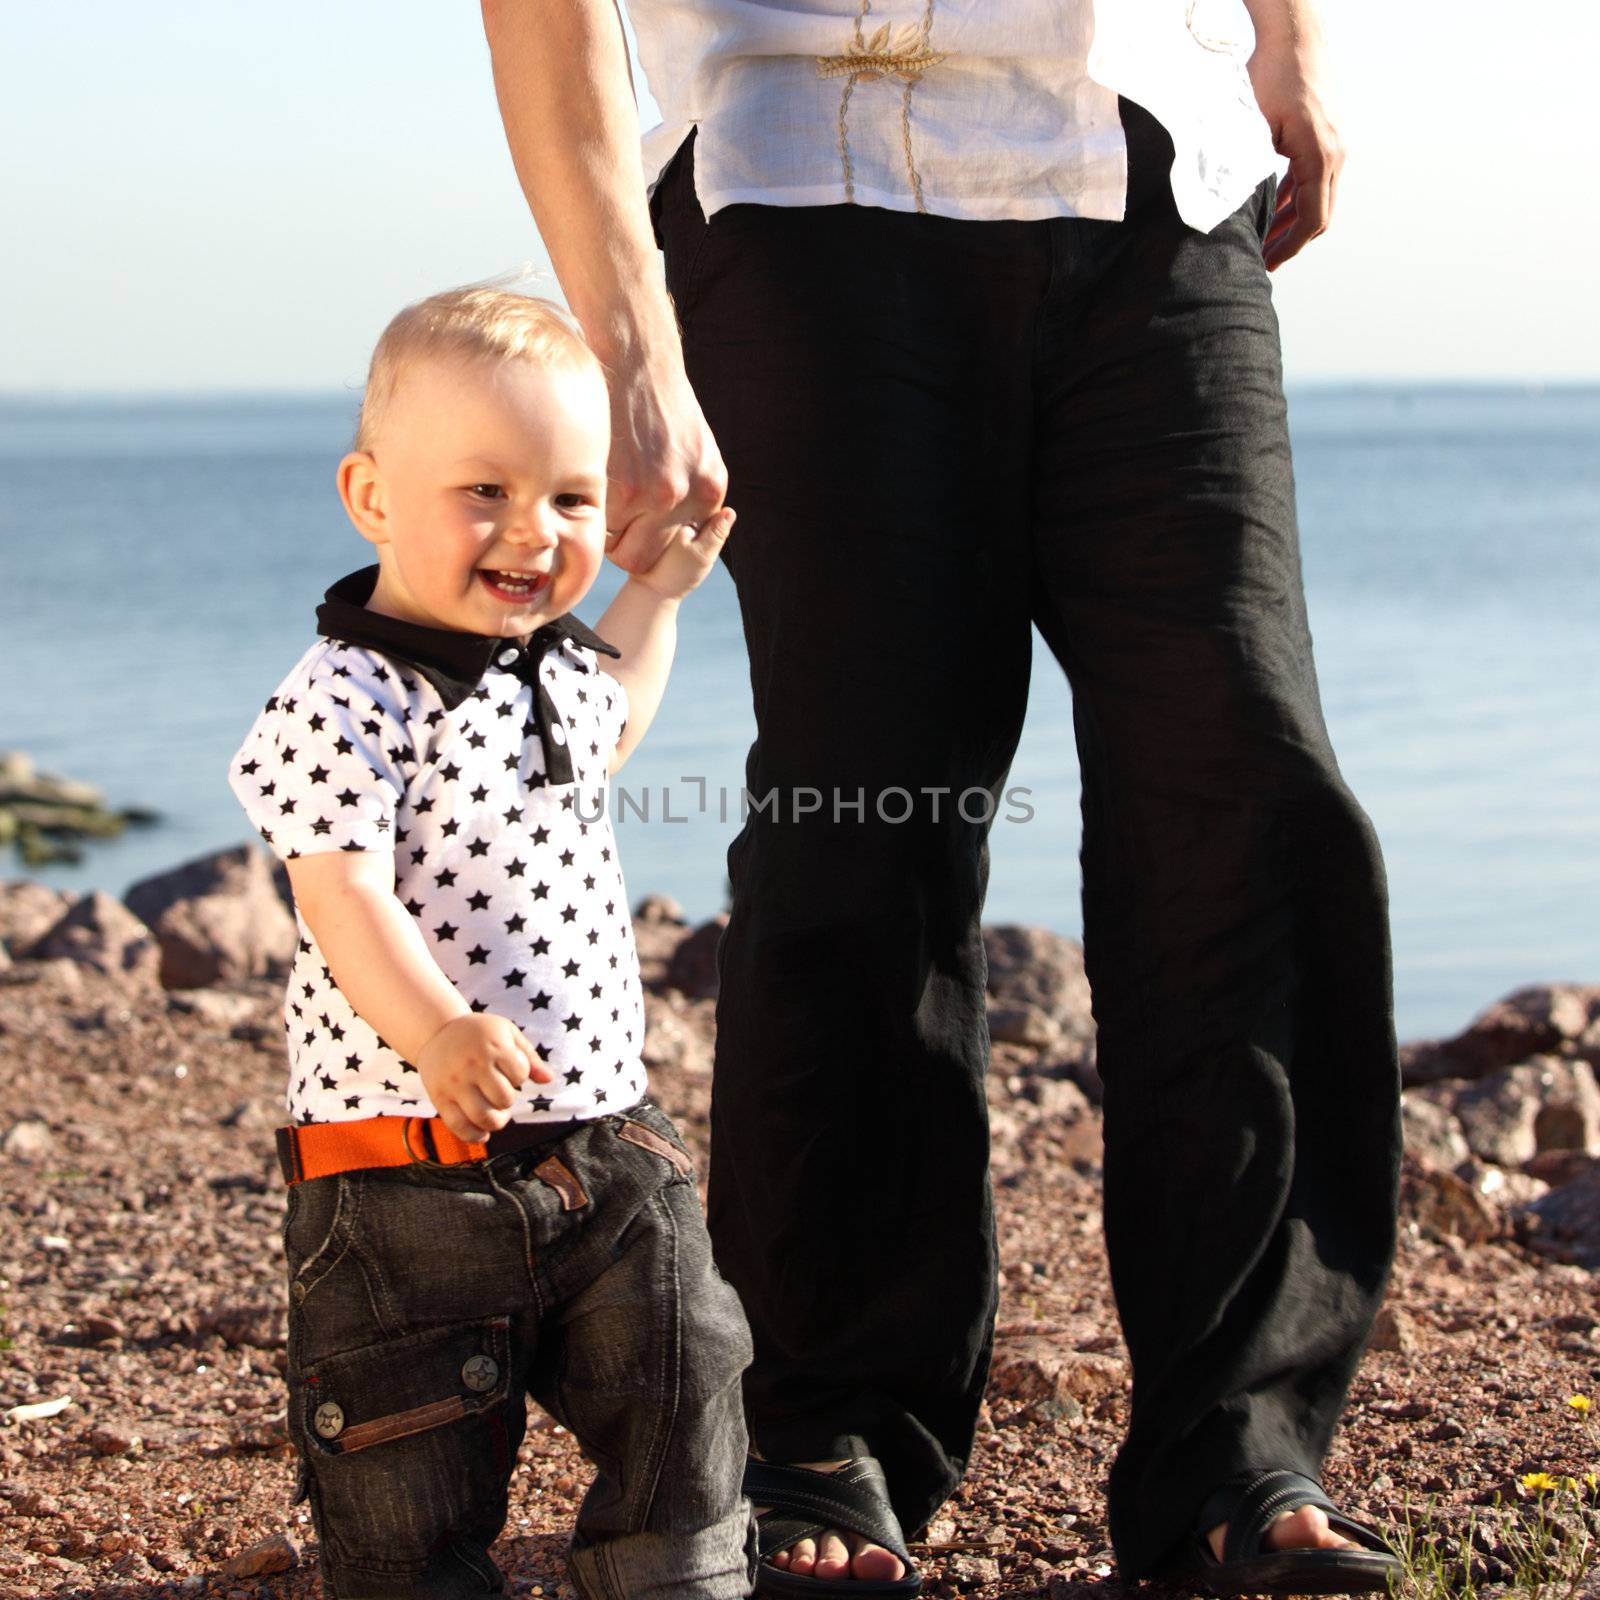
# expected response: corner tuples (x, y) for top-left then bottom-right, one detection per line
(1239, 0), (1344, 269)
(480, 0), (730, 569)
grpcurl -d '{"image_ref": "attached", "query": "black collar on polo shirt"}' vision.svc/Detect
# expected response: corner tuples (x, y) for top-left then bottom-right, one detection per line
(315, 565), (621, 713)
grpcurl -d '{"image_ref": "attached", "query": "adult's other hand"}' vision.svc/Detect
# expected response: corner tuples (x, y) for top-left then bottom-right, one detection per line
(1244, 0), (1344, 271)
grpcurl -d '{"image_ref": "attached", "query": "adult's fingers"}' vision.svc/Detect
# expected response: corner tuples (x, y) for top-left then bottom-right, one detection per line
(1265, 123), (1341, 271)
(609, 485), (726, 574)
(604, 365), (729, 574)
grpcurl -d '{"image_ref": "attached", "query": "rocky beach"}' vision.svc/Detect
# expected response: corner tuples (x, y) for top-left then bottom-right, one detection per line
(3, 852), (1600, 1600)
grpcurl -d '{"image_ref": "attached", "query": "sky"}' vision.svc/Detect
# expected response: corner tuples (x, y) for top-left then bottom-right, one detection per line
(4, 0), (1597, 393)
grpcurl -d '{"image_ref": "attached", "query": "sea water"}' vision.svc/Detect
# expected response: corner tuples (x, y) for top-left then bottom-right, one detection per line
(2, 385), (1596, 1040)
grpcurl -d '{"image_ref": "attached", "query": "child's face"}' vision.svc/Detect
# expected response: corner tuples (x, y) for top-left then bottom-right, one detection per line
(339, 353), (611, 638)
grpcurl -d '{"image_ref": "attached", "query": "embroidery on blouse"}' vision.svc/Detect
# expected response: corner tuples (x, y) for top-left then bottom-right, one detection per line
(816, 0), (948, 212)
(1184, 0), (1242, 52)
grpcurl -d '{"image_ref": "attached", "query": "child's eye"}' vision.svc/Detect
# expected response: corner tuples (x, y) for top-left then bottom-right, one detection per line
(468, 484), (505, 501)
(555, 494), (592, 510)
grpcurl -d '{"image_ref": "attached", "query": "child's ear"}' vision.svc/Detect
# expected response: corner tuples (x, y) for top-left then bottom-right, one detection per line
(337, 451), (387, 546)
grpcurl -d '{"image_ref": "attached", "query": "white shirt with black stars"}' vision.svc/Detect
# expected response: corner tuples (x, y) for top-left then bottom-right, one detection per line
(227, 568), (645, 1127)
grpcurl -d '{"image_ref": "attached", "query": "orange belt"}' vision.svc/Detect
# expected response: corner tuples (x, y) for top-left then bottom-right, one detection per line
(275, 1116), (583, 1186)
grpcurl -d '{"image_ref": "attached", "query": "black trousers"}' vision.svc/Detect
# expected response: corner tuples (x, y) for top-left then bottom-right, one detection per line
(649, 101), (1402, 1579)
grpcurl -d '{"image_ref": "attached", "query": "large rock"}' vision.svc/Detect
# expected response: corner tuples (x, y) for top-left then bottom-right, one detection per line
(987, 1001), (1063, 1052)
(1401, 1091), (1472, 1171)
(1403, 984), (1600, 1084)
(1398, 1157), (1500, 1245)
(0, 880), (77, 955)
(27, 893), (160, 988)
(0, 750), (103, 809)
(1520, 1162), (1600, 1268)
(983, 926), (1095, 1053)
(665, 915), (726, 1001)
(642, 992), (714, 1077)
(990, 1337), (1125, 1410)
(634, 893), (686, 924)
(632, 903), (691, 989)
(1450, 1056), (1600, 1169)
(124, 845), (296, 989)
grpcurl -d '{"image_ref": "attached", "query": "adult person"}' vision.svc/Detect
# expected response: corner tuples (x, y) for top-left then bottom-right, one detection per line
(479, 1), (1404, 1594)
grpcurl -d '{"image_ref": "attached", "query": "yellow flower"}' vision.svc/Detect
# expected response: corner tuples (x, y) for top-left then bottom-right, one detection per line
(1586, 1473), (1598, 1493)
(1522, 1472), (1560, 1492)
(1568, 1394), (1593, 1415)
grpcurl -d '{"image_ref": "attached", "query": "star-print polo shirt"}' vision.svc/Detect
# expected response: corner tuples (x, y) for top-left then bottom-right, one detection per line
(227, 565), (646, 1127)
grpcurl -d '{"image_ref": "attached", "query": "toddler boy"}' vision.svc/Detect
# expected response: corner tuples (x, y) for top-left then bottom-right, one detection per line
(228, 287), (750, 1600)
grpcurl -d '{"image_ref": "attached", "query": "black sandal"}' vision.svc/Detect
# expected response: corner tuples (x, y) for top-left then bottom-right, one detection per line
(745, 1443), (922, 1597)
(1158, 1469), (1401, 1596)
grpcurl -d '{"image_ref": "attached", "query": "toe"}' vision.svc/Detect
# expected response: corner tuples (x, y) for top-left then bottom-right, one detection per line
(813, 1532), (852, 1580)
(1210, 1505), (1357, 1563)
(786, 1537), (818, 1575)
(1267, 1505), (1355, 1552)
(847, 1535), (907, 1582)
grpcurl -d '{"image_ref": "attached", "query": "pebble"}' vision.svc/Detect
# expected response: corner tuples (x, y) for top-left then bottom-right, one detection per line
(1367, 1304), (1417, 1354)
(1, 1119), (53, 1160)
(9, 1487), (62, 1517)
(228, 1411), (290, 1452)
(86, 1424), (142, 1456)
(943, 1554), (1001, 1589)
(220, 1530), (299, 1578)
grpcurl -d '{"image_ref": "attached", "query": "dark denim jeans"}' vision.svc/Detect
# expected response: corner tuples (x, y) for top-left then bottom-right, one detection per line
(651, 101), (1402, 1578)
(282, 1101), (758, 1600)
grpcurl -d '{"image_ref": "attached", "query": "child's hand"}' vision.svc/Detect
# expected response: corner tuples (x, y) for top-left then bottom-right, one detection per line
(415, 1014), (552, 1143)
(613, 506), (735, 601)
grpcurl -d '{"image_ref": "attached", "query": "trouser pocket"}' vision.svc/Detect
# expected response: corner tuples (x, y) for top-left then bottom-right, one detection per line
(292, 1315), (523, 1595)
(649, 129), (719, 326)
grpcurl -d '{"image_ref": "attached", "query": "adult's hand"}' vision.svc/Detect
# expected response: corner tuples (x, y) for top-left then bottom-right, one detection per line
(602, 341), (730, 575)
(1242, 0), (1344, 270)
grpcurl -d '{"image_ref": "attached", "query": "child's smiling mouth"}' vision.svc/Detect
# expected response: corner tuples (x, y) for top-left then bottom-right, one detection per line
(479, 568), (551, 604)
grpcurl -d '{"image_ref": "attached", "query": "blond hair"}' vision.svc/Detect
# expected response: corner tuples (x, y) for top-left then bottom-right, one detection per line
(354, 286), (602, 451)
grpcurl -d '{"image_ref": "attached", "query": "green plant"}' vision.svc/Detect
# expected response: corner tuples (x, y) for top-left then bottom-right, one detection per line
(1387, 1481), (1600, 1600)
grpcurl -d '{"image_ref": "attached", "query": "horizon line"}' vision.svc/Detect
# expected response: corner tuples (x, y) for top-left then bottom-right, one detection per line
(4, 377), (1599, 406)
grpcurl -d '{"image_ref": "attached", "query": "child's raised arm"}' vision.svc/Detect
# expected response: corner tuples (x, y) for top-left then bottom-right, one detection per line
(597, 508), (734, 774)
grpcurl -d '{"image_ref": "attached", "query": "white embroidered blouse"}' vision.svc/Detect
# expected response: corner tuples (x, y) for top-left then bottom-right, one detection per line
(630, 0), (1281, 234)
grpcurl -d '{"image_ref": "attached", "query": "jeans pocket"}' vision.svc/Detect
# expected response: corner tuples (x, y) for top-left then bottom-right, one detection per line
(299, 1315), (513, 1458)
(284, 1173), (351, 1302)
(293, 1315), (523, 1581)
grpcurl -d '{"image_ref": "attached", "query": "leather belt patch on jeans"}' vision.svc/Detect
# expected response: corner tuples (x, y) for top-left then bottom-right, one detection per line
(617, 1120), (695, 1178)
(532, 1154), (589, 1211)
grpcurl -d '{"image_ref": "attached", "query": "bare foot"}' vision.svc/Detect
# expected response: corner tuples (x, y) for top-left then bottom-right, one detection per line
(756, 1457), (907, 1583)
(1207, 1503), (1356, 1563)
